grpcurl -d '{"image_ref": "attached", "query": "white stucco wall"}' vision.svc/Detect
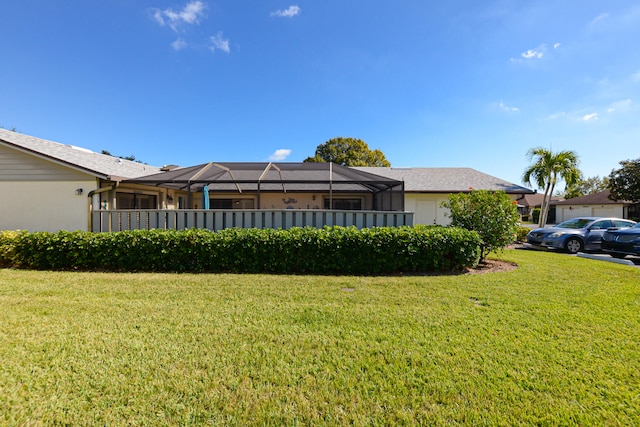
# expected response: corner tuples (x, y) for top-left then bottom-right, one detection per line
(404, 194), (451, 226)
(406, 193), (525, 226)
(0, 180), (96, 231)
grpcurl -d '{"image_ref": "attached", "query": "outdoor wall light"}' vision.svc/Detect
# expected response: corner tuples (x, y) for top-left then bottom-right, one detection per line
(167, 195), (174, 203)
(75, 188), (83, 195)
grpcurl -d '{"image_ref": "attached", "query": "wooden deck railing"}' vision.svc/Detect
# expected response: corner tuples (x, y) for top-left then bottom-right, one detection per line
(91, 209), (414, 232)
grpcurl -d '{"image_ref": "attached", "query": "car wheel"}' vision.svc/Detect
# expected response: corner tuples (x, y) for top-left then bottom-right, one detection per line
(610, 253), (627, 259)
(564, 238), (582, 254)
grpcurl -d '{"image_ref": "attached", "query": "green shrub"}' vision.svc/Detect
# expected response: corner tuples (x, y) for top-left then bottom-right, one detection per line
(5, 226), (481, 274)
(0, 230), (25, 267)
(516, 226), (530, 243)
(532, 208), (541, 224)
(441, 190), (520, 261)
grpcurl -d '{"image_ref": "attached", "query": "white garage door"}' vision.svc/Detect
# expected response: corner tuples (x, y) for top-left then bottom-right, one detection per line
(592, 207), (615, 217)
(561, 207), (591, 222)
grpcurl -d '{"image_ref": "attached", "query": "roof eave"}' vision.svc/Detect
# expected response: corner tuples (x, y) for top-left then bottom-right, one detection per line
(0, 138), (110, 180)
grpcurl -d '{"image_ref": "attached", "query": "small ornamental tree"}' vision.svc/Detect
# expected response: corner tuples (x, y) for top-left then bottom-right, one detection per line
(441, 189), (519, 262)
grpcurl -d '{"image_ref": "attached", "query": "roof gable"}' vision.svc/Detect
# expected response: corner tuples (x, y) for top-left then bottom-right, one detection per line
(0, 129), (160, 180)
(554, 190), (630, 205)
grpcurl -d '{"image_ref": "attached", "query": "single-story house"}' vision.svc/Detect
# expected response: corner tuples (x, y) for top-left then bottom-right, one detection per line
(354, 167), (534, 225)
(1, 129), (534, 231)
(0, 128), (160, 232)
(552, 190), (639, 223)
(516, 193), (563, 223)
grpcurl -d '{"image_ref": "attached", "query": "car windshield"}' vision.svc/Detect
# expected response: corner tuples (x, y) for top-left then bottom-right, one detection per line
(633, 223), (640, 229)
(556, 218), (593, 229)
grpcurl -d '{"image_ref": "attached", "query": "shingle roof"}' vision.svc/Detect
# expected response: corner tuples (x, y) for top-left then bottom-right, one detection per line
(554, 190), (631, 205)
(0, 128), (160, 180)
(353, 167), (534, 194)
(520, 193), (563, 207)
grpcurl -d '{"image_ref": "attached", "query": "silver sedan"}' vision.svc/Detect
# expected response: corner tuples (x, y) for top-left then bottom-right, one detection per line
(526, 217), (637, 254)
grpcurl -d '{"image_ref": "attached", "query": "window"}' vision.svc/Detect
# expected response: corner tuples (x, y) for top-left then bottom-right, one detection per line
(590, 220), (613, 230)
(323, 198), (362, 210)
(116, 192), (157, 209)
(210, 199), (255, 209)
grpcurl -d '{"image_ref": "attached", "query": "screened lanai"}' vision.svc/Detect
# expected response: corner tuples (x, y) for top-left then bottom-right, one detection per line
(123, 162), (405, 211)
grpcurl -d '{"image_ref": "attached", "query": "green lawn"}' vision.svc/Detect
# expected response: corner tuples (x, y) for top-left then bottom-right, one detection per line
(1, 250), (638, 426)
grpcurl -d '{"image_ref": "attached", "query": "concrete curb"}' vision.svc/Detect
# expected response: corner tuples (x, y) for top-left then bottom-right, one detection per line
(577, 253), (635, 266)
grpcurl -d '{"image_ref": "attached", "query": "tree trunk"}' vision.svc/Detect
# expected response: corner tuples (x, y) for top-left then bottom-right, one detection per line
(538, 182), (551, 227)
(541, 180), (557, 227)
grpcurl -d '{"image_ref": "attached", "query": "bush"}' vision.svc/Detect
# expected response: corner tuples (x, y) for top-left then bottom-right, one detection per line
(0, 230), (25, 267)
(516, 226), (530, 243)
(441, 190), (520, 261)
(2, 226), (481, 275)
(531, 208), (541, 224)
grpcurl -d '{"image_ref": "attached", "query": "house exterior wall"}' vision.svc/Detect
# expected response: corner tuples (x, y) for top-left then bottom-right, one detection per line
(0, 180), (97, 231)
(406, 193), (525, 226)
(404, 194), (450, 225)
(0, 144), (100, 231)
(176, 192), (376, 211)
(556, 204), (624, 223)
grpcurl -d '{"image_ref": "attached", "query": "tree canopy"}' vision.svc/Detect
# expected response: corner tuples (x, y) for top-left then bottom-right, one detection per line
(522, 147), (580, 227)
(101, 150), (141, 163)
(608, 158), (640, 203)
(304, 137), (391, 167)
(562, 175), (608, 199)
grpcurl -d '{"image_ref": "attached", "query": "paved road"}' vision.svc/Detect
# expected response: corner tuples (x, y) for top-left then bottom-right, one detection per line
(517, 244), (640, 267)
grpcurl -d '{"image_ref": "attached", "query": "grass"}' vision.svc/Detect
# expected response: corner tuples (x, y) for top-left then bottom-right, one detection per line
(1, 249), (639, 426)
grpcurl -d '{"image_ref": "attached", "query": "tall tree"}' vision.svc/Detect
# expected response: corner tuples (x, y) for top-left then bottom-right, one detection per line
(522, 147), (580, 227)
(608, 158), (640, 202)
(562, 175), (608, 199)
(304, 137), (391, 167)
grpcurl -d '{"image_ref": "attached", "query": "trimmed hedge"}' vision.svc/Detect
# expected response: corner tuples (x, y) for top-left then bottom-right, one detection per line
(0, 226), (481, 274)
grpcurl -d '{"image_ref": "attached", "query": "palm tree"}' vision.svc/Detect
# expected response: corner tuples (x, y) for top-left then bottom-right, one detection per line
(522, 147), (580, 227)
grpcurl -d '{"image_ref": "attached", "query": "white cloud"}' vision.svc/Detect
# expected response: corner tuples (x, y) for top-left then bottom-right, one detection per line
(607, 99), (632, 113)
(153, 1), (206, 31)
(521, 46), (545, 59)
(209, 32), (230, 53)
(510, 45), (546, 62)
(553, 42), (561, 49)
(271, 5), (301, 18)
(547, 112), (568, 120)
(582, 113), (599, 121)
(269, 149), (292, 161)
(590, 13), (610, 26)
(632, 71), (640, 82)
(498, 101), (519, 112)
(171, 38), (187, 51)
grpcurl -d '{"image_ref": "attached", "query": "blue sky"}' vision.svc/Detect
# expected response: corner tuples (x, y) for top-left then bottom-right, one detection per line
(2, 1), (639, 188)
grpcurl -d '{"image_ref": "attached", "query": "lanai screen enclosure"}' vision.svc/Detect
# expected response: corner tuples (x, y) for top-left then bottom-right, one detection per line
(124, 162), (405, 211)
(92, 162), (410, 231)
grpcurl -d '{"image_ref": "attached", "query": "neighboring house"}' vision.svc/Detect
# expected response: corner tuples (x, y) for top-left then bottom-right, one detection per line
(0, 129), (160, 231)
(354, 167), (534, 225)
(517, 193), (563, 223)
(553, 190), (639, 223)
